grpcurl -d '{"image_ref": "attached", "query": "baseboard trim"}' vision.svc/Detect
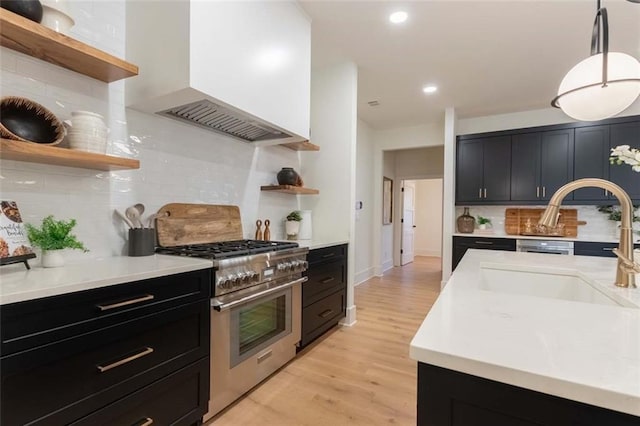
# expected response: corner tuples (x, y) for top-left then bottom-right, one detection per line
(382, 259), (393, 272)
(340, 305), (357, 326)
(355, 267), (374, 286)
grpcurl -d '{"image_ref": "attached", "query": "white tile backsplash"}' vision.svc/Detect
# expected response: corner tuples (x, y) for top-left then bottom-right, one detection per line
(455, 205), (621, 241)
(0, 1), (301, 261)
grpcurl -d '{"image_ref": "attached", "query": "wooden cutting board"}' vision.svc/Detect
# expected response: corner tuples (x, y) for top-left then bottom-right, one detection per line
(505, 208), (580, 237)
(155, 203), (243, 247)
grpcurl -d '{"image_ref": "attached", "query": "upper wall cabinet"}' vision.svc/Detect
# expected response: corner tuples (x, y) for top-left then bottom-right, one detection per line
(456, 115), (640, 206)
(126, 1), (310, 145)
(511, 130), (574, 202)
(456, 136), (511, 203)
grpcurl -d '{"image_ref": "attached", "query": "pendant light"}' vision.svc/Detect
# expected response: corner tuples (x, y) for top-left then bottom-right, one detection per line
(551, 0), (640, 122)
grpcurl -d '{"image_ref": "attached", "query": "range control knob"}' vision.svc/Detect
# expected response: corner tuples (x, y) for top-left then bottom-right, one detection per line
(249, 271), (260, 282)
(277, 262), (287, 272)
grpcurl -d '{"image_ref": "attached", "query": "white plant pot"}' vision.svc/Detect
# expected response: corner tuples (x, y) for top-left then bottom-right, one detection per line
(285, 220), (300, 240)
(42, 249), (65, 268)
(478, 224), (487, 230)
(41, 0), (75, 34)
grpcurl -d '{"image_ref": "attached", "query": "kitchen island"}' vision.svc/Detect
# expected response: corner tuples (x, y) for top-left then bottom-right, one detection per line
(410, 249), (640, 424)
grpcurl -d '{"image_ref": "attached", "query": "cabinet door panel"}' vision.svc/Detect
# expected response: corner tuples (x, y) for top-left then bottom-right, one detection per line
(457, 140), (484, 202)
(573, 126), (610, 201)
(540, 129), (574, 201)
(511, 133), (541, 201)
(609, 121), (640, 200)
(483, 136), (511, 201)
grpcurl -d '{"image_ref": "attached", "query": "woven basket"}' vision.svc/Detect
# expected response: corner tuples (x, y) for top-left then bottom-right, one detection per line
(0, 96), (65, 145)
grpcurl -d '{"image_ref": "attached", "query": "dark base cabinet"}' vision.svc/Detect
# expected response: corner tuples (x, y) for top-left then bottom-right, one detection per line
(452, 236), (516, 271)
(574, 241), (640, 258)
(299, 244), (347, 349)
(417, 363), (639, 426)
(1, 269), (211, 426)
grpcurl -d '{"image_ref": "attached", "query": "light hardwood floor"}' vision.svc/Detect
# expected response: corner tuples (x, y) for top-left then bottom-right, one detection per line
(209, 256), (442, 426)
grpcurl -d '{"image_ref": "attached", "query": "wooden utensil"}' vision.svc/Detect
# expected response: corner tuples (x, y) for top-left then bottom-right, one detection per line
(156, 204), (242, 247)
(255, 220), (263, 240)
(264, 219), (271, 241)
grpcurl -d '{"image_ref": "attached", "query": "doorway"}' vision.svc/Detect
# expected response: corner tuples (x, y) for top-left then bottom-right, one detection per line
(401, 178), (444, 265)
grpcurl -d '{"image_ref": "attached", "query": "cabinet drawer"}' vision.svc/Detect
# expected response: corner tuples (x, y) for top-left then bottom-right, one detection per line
(1, 269), (211, 355)
(453, 236), (516, 250)
(303, 259), (346, 307)
(308, 244), (347, 264)
(574, 241), (640, 258)
(70, 358), (209, 426)
(1, 301), (209, 426)
(301, 289), (345, 347)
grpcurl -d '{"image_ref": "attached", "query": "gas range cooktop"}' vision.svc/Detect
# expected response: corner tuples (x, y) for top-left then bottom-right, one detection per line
(156, 239), (299, 260)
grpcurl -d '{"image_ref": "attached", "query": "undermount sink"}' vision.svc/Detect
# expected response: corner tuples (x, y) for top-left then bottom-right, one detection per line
(479, 264), (636, 308)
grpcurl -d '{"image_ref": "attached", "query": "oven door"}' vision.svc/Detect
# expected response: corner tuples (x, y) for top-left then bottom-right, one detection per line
(206, 279), (302, 420)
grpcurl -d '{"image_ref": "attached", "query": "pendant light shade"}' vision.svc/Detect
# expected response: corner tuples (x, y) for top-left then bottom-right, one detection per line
(552, 3), (640, 121)
(555, 52), (640, 121)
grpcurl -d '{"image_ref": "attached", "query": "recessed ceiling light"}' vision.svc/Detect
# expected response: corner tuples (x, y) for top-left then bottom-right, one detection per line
(423, 85), (438, 94)
(389, 11), (408, 24)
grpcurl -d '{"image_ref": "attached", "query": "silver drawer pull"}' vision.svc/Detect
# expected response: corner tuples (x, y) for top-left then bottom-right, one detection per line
(97, 294), (154, 311)
(322, 253), (335, 258)
(134, 418), (154, 426)
(257, 350), (273, 363)
(602, 248), (615, 251)
(474, 241), (493, 245)
(321, 277), (335, 284)
(97, 347), (154, 373)
(319, 309), (333, 318)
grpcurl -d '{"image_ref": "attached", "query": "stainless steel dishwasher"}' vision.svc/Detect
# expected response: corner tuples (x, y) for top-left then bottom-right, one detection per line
(516, 239), (574, 255)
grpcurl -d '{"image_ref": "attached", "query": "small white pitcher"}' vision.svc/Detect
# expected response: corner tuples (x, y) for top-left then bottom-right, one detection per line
(64, 111), (108, 154)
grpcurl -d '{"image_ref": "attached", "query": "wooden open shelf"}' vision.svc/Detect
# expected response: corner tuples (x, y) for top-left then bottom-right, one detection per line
(280, 140), (320, 151)
(0, 9), (138, 83)
(0, 139), (139, 171)
(261, 185), (319, 195)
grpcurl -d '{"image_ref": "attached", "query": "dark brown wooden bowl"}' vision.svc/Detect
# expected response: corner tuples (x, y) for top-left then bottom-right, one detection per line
(0, 96), (64, 145)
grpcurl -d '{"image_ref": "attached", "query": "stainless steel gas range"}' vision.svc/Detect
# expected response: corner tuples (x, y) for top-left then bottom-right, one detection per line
(157, 239), (308, 419)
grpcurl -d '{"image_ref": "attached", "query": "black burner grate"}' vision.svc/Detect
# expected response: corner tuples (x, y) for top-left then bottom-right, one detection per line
(156, 239), (299, 259)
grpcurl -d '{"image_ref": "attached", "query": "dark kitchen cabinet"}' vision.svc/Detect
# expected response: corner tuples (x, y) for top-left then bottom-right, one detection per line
(417, 363), (639, 426)
(456, 136), (511, 203)
(609, 121), (640, 200)
(1, 269), (211, 426)
(299, 244), (347, 349)
(456, 115), (640, 205)
(573, 125), (611, 202)
(574, 241), (640, 258)
(452, 236), (516, 271)
(510, 130), (574, 202)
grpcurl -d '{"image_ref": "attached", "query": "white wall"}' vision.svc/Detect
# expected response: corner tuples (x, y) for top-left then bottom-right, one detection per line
(394, 146), (444, 179)
(301, 61), (358, 325)
(0, 1), (299, 263)
(354, 120), (375, 285)
(414, 179), (443, 257)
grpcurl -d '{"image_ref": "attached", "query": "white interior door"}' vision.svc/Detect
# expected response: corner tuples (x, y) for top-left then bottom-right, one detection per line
(401, 181), (416, 265)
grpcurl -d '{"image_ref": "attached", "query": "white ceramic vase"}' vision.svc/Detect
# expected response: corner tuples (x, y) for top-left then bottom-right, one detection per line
(64, 111), (108, 154)
(285, 220), (300, 240)
(42, 249), (64, 268)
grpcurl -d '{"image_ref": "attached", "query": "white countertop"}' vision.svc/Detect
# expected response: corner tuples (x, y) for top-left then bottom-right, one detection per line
(452, 232), (630, 243)
(296, 239), (349, 250)
(410, 249), (640, 416)
(0, 255), (212, 305)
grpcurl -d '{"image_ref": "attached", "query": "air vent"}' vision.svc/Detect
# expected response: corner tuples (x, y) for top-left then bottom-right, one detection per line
(159, 100), (293, 142)
(367, 100), (380, 107)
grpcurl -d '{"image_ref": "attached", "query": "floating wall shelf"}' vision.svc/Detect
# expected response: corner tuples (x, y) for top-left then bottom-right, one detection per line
(260, 185), (319, 195)
(280, 140), (320, 151)
(0, 139), (140, 171)
(0, 9), (138, 83)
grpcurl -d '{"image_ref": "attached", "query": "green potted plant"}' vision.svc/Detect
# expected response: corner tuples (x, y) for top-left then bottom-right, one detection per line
(25, 215), (88, 267)
(285, 210), (302, 240)
(476, 216), (492, 230)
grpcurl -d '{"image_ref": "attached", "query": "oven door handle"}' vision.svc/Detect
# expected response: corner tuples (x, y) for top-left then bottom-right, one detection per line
(211, 277), (307, 312)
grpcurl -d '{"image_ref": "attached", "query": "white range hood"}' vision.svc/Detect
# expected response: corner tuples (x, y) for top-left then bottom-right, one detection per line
(126, 1), (310, 145)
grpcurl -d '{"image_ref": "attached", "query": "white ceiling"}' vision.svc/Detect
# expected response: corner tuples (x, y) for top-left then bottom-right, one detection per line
(300, 0), (640, 130)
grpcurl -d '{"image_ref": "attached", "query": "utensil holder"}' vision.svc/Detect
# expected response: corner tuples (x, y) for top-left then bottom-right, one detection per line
(128, 228), (156, 257)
